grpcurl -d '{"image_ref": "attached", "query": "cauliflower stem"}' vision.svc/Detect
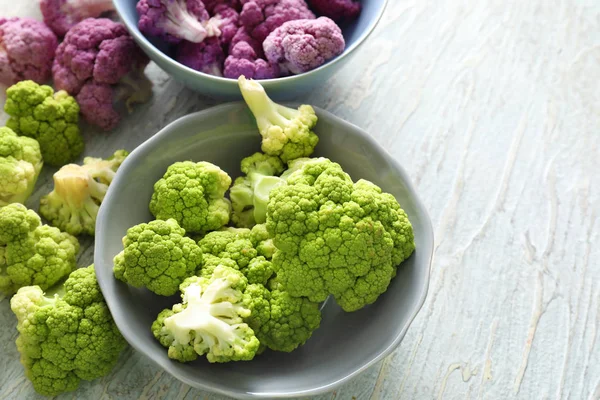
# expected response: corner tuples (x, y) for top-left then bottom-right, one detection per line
(238, 76), (319, 163)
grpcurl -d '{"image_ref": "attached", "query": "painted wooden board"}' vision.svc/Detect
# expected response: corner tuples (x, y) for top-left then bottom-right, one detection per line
(0, 0), (598, 399)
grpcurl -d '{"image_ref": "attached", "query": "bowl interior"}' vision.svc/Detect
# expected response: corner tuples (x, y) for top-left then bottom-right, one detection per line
(112, 0), (388, 99)
(95, 103), (433, 399)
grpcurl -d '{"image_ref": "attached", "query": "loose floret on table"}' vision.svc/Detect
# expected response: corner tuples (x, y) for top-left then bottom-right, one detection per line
(263, 17), (345, 75)
(149, 161), (232, 234)
(0, 204), (79, 296)
(152, 265), (260, 363)
(5, 81), (84, 167)
(137, 0), (222, 44)
(113, 218), (203, 296)
(40, 0), (116, 37)
(40, 150), (129, 236)
(0, 18), (58, 86)
(10, 266), (126, 396)
(52, 18), (152, 130)
(238, 76), (318, 163)
(0, 127), (43, 206)
(266, 157), (415, 312)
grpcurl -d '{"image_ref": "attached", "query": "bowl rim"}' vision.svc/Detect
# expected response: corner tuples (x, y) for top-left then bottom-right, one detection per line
(95, 102), (433, 399)
(112, 0), (389, 85)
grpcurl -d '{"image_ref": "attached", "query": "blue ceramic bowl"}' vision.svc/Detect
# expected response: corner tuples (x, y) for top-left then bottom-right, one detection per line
(95, 103), (434, 399)
(112, 0), (388, 100)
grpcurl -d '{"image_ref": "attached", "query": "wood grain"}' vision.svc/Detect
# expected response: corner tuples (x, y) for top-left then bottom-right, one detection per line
(0, 0), (598, 399)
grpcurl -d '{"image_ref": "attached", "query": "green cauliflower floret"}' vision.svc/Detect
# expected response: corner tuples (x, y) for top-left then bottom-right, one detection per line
(198, 228), (274, 285)
(113, 218), (203, 296)
(238, 77), (319, 163)
(40, 150), (129, 236)
(152, 265), (260, 363)
(5, 80), (84, 167)
(0, 204), (79, 296)
(266, 158), (416, 312)
(230, 152), (287, 228)
(198, 229), (321, 352)
(244, 278), (322, 353)
(10, 266), (127, 397)
(149, 161), (232, 234)
(0, 126), (43, 206)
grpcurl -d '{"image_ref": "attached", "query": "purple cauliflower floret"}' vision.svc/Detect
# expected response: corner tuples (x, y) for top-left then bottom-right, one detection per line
(306, 0), (361, 21)
(263, 17), (345, 75)
(53, 18), (152, 130)
(213, 4), (240, 47)
(224, 27), (279, 79)
(40, 0), (115, 37)
(239, 0), (315, 42)
(177, 37), (225, 76)
(203, 0), (241, 13)
(0, 18), (58, 86)
(137, 0), (222, 44)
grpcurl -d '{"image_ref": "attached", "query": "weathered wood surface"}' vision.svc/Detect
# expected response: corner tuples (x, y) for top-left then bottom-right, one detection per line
(0, 1), (598, 399)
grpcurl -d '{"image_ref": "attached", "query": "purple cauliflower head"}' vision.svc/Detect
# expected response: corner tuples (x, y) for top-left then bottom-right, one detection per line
(263, 17), (345, 75)
(223, 26), (279, 79)
(137, 0), (221, 44)
(213, 4), (240, 47)
(239, 0), (315, 42)
(306, 0), (361, 21)
(53, 18), (152, 130)
(176, 38), (225, 76)
(0, 18), (58, 86)
(40, 0), (116, 37)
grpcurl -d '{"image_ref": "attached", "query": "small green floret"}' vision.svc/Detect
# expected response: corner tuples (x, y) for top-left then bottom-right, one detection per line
(5, 80), (84, 167)
(113, 218), (203, 296)
(152, 265), (260, 363)
(238, 77), (319, 163)
(10, 266), (126, 397)
(0, 126), (43, 206)
(149, 161), (232, 234)
(230, 152), (287, 228)
(39, 150), (129, 236)
(0, 204), (79, 296)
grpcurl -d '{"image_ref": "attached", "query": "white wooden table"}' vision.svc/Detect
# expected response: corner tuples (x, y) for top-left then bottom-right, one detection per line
(1, 1), (599, 399)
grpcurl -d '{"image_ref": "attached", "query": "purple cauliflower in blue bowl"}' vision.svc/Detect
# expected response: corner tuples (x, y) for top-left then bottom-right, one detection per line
(113, 0), (388, 99)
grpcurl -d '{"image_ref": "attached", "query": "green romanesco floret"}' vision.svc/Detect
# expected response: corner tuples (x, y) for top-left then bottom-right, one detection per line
(10, 265), (127, 397)
(113, 218), (203, 296)
(5, 80), (84, 167)
(39, 150), (129, 236)
(238, 77), (319, 163)
(230, 152), (287, 228)
(0, 204), (79, 296)
(0, 126), (43, 206)
(266, 157), (416, 312)
(149, 161), (232, 234)
(197, 228), (321, 352)
(152, 265), (260, 363)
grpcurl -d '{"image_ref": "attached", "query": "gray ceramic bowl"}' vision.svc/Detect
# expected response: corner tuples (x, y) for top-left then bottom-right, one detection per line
(95, 103), (433, 399)
(112, 0), (388, 100)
